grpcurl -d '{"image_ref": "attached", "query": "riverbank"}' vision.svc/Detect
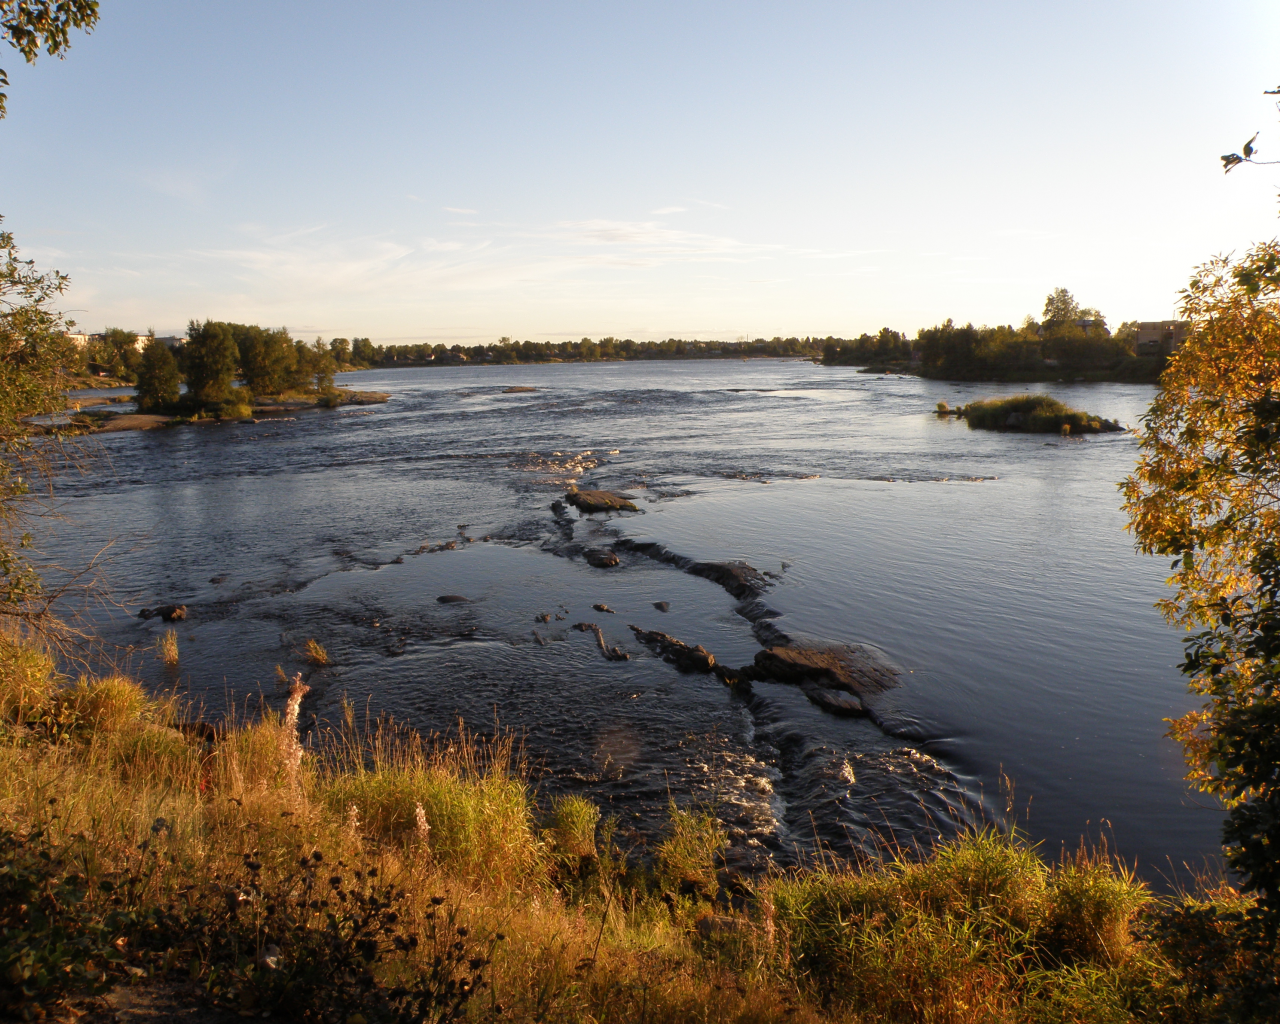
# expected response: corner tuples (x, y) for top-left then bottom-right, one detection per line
(0, 626), (1259, 1023)
(46, 387), (391, 434)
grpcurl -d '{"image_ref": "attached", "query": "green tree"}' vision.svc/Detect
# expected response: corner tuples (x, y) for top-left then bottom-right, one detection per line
(0, 0), (99, 119)
(291, 338), (335, 392)
(88, 327), (143, 382)
(133, 337), (180, 413)
(329, 337), (351, 365)
(235, 324), (295, 395)
(351, 337), (376, 366)
(0, 220), (77, 625)
(1042, 287), (1081, 324)
(184, 319), (239, 405)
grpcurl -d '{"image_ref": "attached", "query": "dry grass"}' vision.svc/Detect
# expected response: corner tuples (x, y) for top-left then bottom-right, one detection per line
(0, 630), (1263, 1022)
(157, 627), (179, 666)
(302, 637), (329, 665)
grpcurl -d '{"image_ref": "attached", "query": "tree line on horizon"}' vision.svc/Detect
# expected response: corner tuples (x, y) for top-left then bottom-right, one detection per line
(823, 288), (1156, 380)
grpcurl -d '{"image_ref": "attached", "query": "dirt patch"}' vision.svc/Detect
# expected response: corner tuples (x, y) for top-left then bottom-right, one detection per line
(92, 414), (173, 432)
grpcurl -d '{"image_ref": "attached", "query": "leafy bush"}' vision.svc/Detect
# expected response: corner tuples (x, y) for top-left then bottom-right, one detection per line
(190, 852), (497, 1023)
(0, 824), (121, 1014)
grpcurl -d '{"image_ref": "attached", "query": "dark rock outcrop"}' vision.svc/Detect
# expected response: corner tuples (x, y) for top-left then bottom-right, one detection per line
(736, 644), (898, 716)
(584, 548), (620, 568)
(436, 595), (470, 604)
(653, 601), (670, 612)
(592, 603), (615, 613)
(687, 560), (769, 599)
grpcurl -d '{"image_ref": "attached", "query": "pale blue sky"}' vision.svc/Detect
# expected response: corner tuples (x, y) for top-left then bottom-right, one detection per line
(2, 1), (1278, 344)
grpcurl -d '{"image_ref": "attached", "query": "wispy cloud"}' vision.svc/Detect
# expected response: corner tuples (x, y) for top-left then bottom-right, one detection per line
(650, 206), (686, 215)
(444, 206), (478, 214)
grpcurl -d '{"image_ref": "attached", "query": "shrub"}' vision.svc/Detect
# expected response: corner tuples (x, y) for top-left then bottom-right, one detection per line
(961, 393), (1121, 433)
(217, 399), (254, 420)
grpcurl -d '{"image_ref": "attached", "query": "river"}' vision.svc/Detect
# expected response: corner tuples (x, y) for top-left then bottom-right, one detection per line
(45, 359), (1221, 880)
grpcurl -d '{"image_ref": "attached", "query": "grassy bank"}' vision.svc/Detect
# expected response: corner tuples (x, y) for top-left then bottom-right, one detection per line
(0, 629), (1273, 1022)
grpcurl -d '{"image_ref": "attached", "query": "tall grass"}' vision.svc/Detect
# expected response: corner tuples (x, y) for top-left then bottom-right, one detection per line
(158, 628), (179, 665)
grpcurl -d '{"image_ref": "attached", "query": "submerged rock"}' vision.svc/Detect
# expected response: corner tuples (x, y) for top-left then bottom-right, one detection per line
(584, 548), (620, 568)
(592, 603), (615, 613)
(628, 626), (716, 673)
(565, 488), (638, 513)
(688, 560), (769, 599)
(800, 685), (866, 717)
(436, 595), (470, 604)
(653, 601), (670, 612)
(502, 386), (538, 393)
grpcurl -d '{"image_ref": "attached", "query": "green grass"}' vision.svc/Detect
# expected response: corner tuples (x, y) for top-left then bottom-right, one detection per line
(959, 394), (1123, 434)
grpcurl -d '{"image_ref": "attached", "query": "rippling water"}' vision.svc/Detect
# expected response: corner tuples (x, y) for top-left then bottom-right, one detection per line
(44, 360), (1221, 879)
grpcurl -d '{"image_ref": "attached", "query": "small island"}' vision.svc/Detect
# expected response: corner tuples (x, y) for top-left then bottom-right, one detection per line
(938, 394), (1125, 434)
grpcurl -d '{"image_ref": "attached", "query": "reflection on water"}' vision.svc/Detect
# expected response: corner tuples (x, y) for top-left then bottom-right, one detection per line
(41, 360), (1221, 878)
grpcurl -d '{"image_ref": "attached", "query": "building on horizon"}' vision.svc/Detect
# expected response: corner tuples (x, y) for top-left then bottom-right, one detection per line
(1134, 321), (1188, 357)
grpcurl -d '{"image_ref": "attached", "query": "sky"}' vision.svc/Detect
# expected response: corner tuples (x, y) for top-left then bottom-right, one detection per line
(2, 0), (1279, 344)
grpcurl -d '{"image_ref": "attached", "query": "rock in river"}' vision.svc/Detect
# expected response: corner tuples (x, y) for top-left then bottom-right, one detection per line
(629, 626), (716, 673)
(564, 488), (638, 513)
(584, 548), (620, 568)
(436, 595), (470, 604)
(740, 644), (898, 700)
(139, 605), (186, 622)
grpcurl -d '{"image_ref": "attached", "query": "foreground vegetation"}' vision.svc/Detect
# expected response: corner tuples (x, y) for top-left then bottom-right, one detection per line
(1, 629), (1276, 1023)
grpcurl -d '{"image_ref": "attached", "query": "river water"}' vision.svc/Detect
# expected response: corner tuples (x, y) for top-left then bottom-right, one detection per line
(46, 359), (1221, 879)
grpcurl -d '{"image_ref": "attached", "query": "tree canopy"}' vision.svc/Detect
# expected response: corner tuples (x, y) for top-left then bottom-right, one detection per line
(183, 319), (239, 405)
(1122, 241), (1280, 627)
(0, 218), (76, 623)
(0, 0), (99, 118)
